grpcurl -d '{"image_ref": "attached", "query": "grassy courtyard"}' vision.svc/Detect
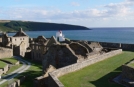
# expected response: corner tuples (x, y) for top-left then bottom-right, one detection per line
(16, 58), (42, 87)
(59, 51), (134, 87)
(0, 58), (42, 87)
(0, 58), (19, 64)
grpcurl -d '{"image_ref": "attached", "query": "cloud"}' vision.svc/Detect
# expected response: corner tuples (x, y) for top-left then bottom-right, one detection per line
(71, 2), (80, 6)
(103, 0), (134, 18)
(1, 0), (134, 27)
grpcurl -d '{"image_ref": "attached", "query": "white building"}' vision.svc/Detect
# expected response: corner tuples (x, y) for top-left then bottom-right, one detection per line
(56, 30), (65, 42)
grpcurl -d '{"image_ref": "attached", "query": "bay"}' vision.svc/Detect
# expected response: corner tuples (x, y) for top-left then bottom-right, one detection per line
(8, 28), (134, 44)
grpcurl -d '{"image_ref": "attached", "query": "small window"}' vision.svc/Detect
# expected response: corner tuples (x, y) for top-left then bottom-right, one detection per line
(15, 39), (16, 41)
(23, 38), (24, 40)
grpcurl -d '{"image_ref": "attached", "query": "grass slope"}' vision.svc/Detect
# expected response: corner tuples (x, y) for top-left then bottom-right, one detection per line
(2, 64), (23, 76)
(0, 20), (89, 32)
(0, 58), (19, 64)
(59, 51), (134, 87)
(0, 61), (7, 68)
(15, 58), (42, 87)
(0, 58), (42, 87)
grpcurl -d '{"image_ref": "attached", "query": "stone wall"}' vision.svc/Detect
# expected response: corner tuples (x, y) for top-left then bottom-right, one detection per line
(0, 47), (13, 59)
(11, 36), (29, 48)
(34, 76), (47, 87)
(31, 43), (47, 62)
(0, 65), (9, 75)
(0, 37), (2, 43)
(3, 65), (9, 74)
(120, 64), (134, 87)
(94, 42), (134, 51)
(8, 76), (26, 87)
(48, 49), (122, 87)
(0, 69), (3, 76)
(122, 65), (134, 81)
(71, 40), (134, 51)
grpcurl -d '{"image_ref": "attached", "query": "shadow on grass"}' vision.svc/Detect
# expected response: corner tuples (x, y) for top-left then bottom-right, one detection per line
(23, 57), (43, 69)
(17, 59), (43, 87)
(8, 70), (43, 87)
(90, 67), (125, 87)
(8, 57), (43, 87)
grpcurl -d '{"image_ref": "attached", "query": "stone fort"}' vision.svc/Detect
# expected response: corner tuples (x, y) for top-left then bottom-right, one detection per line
(0, 30), (134, 87)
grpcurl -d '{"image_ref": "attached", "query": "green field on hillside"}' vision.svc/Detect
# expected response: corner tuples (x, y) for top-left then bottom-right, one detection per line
(0, 23), (15, 32)
(0, 20), (89, 32)
(59, 51), (134, 87)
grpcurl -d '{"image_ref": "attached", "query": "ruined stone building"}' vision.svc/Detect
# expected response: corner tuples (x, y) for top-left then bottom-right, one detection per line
(42, 41), (104, 76)
(31, 36), (48, 61)
(1, 28), (29, 57)
(31, 36), (60, 62)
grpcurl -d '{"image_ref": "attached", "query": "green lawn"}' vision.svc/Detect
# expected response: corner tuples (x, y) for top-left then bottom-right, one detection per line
(127, 62), (134, 67)
(0, 23), (15, 32)
(0, 61), (7, 68)
(15, 58), (42, 87)
(0, 58), (19, 64)
(3, 64), (23, 76)
(15, 59), (42, 87)
(59, 51), (134, 87)
(0, 58), (42, 87)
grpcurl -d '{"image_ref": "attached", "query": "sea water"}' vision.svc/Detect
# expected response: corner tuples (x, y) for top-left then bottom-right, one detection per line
(8, 28), (134, 44)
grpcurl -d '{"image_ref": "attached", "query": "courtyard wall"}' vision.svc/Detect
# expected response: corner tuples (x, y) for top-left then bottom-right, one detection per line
(0, 47), (13, 59)
(71, 40), (134, 51)
(48, 49), (122, 87)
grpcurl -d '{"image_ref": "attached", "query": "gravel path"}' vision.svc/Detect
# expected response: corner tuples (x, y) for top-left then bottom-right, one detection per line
(0, 56), (31, 85)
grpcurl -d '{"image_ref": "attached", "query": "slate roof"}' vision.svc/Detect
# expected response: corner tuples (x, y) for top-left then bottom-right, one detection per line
(13, 28), (28, 37)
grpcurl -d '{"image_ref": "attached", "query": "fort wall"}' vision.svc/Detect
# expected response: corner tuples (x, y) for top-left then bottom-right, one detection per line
(0, 47), (13, 59)
(48, 49), (122, 87)
(0, 65), (9, 75)
(71, 40), (134, 51)
(99, 42), (134, 51)
(122, 65), (134, 81)
(119, 64), (134, 86)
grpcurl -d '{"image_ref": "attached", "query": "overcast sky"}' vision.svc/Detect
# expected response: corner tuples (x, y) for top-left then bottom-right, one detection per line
(0, 0), (134, 27)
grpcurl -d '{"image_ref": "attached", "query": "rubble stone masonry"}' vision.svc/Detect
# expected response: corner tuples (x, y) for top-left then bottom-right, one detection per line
(48, 49), (122, 87)
(0, 47), (13, 59)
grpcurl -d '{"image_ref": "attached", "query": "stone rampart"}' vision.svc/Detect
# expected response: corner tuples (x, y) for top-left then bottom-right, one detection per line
(48, 49), (122, 87)
(34, 76), (47, 87)
(99, 42), (134, 51)
(71, 40), (134, 51)
(0, 47), (13, 59)
(122, 65), (134, 81)
(120, 64), (134, 86)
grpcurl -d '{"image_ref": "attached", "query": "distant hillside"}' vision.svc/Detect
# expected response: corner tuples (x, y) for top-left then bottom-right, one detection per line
(0, 21), (90, 32)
